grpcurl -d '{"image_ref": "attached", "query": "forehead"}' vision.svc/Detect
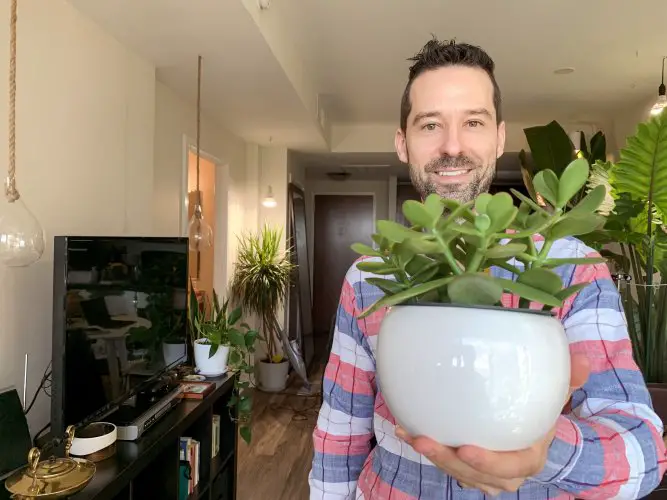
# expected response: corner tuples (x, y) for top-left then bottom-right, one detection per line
(408, 65), (495, 119)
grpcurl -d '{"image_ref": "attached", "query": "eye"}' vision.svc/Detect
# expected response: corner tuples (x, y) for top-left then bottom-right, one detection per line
(466, 120), (484, 128)
(422, 123), (438, 131)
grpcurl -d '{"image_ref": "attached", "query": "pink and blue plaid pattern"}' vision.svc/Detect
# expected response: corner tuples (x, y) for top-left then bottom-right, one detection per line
(309, 236), (667, 499)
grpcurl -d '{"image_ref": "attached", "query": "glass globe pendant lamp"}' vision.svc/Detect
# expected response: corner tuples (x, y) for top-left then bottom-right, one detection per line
(0, 0), (44, 267)
(186, 55), (213, 252)
(650, 56), (667, 116)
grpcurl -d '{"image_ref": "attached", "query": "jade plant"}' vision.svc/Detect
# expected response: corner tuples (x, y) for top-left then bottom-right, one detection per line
(188, 287), (258, 444)
(352, 158), (607, 318)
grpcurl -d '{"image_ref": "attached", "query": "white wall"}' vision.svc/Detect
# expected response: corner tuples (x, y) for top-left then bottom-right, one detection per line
(0, 0), (156, 433)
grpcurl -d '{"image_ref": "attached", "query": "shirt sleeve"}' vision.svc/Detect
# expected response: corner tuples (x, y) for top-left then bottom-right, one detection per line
(309, 265), (377, 499)
(530, 258), (667, 499)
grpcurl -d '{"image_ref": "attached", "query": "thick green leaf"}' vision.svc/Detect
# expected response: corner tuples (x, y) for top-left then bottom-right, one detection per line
(448, 274), (503, 306)
(612, 113), (667, 217)
(228, 306), (242, 326)
(404, 237), (441, 254)
(356, 261), (399, 275)
(474, 214), (491, 233)
(240, 426), (252, 445)
(424, 194), (445, 220)
(554, 283), (589, 302)
(377, 220), (421, 243)
(486, 192), (518, 232)
(366, 277), (405, 295)
(485, 243), (527, 259)
(351, 242), (382, 257)
(548, 213), (606, 240)
(569, 185), (606, 216)
(403, 200), (438, 229)
(394, 241), (416, 269)
(541, 256), (607, 268)
(533, 169), (560, 207)
(475, 193), (493, 215)
(558, 158), (590, 207)
(228, 328), (245, 347)
(410, 262), (440, 284)
(209, 342), (220, 358)
(358, 277), (454, 318)
(517, 268), (562, 295)
(523, 120), (574, 176)
(405, 255), (437, 276)
(496, 278), (562, 307)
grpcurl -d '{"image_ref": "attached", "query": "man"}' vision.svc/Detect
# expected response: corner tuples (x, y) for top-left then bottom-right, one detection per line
(309, 37), (667, 499)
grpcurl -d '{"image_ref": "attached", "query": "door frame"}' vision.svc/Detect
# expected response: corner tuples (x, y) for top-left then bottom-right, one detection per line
(309, 191), (377, 298)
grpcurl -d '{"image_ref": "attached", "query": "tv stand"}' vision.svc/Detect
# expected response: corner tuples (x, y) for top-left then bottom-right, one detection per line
(107, 383), (183, 441)
(5, 374), (239, 500)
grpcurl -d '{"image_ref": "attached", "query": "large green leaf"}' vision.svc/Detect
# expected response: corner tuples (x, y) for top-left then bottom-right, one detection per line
(523, 120), (575, 176)
(448, 274), (503, 306)
(611, 113), (667, 217)
(558, 158), (590, 207)
(358, 276), (454, 318)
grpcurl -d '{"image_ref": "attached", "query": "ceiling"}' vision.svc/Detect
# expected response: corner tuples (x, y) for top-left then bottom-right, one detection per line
(68, 0), (666, 153)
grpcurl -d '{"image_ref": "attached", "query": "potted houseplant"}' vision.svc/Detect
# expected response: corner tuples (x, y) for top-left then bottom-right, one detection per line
(351, 157), (607, 451)
(188, 287), (259, 444)
(230, 225), (294, 392)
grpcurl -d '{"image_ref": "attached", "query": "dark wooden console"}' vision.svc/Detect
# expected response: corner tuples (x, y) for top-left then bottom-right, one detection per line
(1, 374), (238, 500)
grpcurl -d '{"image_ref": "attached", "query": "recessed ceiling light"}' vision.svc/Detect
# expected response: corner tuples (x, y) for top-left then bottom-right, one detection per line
(554, 67), (575, 75)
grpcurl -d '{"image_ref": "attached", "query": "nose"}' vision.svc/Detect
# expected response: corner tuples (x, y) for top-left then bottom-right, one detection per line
(438, 126), (463, 157)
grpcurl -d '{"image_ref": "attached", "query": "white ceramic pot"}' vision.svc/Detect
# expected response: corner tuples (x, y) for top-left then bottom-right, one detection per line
(162, 341), (186, 367)
(194, 339), (230, 377)
(378, 303), (570, 452)
(257, 359), (289, 392)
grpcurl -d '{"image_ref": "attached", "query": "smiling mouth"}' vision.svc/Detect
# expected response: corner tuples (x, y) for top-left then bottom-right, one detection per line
(434, 169), (470, 177)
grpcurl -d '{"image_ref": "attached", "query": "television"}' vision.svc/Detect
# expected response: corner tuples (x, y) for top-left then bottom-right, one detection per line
(51, 236), (189, 438)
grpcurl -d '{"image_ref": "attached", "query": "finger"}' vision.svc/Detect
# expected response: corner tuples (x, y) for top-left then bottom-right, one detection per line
(455, 445), (544, 479)
(569, 352), (590, 393)
(395, 425), (413, 444)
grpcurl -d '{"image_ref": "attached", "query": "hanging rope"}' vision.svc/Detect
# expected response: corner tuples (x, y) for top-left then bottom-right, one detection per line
(6, 0), (19, 202)
(195, 55), (202, 208)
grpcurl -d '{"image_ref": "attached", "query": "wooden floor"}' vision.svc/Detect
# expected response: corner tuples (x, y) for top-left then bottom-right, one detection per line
(236, 369), (324, 499)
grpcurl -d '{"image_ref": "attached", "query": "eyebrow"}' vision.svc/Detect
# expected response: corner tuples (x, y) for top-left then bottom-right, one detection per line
(411, 108), (493, 126)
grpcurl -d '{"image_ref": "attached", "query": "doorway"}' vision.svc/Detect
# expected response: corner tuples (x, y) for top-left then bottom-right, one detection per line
(312, 194), (375, 338)
(187, 150), (217, 299)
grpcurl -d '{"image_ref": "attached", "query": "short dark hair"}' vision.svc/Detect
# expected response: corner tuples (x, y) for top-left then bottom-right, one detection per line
(400, 37), (502, 131)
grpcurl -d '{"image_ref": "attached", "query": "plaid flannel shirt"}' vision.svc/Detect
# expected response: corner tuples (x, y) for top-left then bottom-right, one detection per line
(309, 236), (667, 499)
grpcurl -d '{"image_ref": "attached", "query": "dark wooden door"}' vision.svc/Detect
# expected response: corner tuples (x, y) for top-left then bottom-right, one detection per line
(313, 195), (374, 336)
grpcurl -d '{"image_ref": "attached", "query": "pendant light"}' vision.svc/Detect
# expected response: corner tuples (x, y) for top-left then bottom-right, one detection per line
(187, 55), (213, 252)
(262, 186), (277, 208)
(650, 56), (667, 116)
(0, 0), (44, 267)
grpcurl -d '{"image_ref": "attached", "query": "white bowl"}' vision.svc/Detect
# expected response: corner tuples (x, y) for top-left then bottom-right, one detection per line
(377, 303), (570, 451)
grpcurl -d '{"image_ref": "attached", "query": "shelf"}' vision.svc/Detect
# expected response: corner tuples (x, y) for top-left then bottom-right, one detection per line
(66, 374), (237, 500)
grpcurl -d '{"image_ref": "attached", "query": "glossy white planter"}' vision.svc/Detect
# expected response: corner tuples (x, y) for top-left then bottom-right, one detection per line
(378, 304), (570, 451)
(194, 339), (229, 377)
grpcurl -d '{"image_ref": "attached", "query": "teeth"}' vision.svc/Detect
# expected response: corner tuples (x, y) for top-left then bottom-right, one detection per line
(438, 170), (467, 177)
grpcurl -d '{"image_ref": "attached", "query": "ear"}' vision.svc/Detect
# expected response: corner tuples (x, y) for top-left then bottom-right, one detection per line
(496, 121), (506, 159)
(395, 128), (408, 163)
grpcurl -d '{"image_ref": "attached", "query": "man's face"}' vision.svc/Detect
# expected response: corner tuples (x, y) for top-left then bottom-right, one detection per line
(395, 66), (506, 203)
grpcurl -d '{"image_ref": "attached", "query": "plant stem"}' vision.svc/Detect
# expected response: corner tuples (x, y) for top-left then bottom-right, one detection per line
(467, 237), (489, 273)
(434, 232), (463, 275)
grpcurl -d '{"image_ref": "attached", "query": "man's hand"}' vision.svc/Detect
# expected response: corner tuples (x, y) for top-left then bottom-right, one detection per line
(395, 353), (590, 496)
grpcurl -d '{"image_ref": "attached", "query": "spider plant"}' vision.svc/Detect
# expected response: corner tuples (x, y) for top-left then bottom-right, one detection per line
(230, 225), (295, 364)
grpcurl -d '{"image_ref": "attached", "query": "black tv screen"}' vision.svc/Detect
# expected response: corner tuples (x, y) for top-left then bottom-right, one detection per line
(51, 236), (189, 436)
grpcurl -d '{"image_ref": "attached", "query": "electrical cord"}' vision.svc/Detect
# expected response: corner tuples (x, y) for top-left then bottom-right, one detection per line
(23, 361), (52, 415)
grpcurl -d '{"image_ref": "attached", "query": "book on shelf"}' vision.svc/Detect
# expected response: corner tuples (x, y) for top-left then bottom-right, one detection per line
(178, 437), (200, 498)
(212, 414), (221, 458)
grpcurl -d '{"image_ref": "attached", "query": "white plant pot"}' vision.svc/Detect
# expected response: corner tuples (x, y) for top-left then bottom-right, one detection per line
(162, 341), (186, 367)
(257, 359), (289, 392)
(194, 339), (230, 377)
(378, 304), (570, 452)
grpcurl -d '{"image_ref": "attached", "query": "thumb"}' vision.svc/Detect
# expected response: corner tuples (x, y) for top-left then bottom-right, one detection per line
(565, 353), (590, 404)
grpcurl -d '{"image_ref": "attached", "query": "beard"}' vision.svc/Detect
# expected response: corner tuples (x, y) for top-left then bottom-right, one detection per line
(408, 154), (495, 203)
